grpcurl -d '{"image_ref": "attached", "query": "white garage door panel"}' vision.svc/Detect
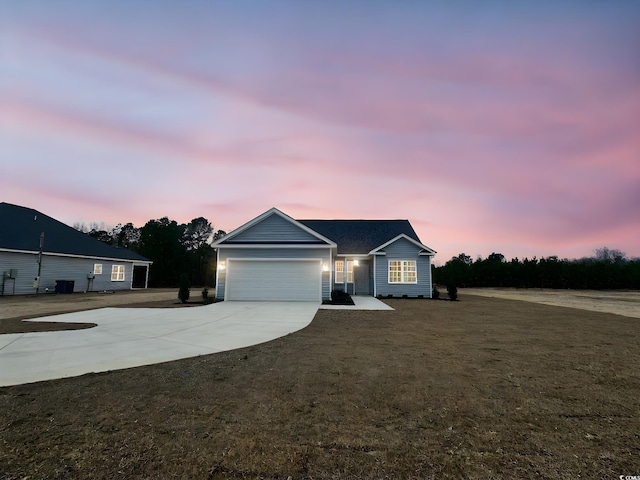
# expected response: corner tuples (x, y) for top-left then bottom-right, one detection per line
(227, 260), (321, 301)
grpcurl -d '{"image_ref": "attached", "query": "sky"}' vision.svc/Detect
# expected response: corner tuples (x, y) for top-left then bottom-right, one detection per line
(1, 1), (639, 264)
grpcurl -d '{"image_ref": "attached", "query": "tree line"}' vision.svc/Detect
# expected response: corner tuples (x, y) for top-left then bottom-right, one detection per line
(433, 247), (640, 290)
(74, 218), (226, 288)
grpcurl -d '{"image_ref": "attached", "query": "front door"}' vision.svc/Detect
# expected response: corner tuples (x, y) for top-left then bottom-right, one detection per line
(354, 259), (370, 295)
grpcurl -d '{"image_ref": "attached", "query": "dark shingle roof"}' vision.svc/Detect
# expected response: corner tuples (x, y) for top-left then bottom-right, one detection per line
(298, 219), (421, 254)
(0, 202), (150, 262)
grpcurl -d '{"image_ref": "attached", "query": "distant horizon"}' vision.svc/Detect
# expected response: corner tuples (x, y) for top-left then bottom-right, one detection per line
(2, 1), (638, 264)
(11, 201), (632, 266)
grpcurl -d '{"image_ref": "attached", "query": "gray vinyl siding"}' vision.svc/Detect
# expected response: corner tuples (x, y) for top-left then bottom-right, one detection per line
(228, 214), (323, 243)
(216, 247), (331, 301)
(0, 251), (144, 295)
(374, 238), (432, 298)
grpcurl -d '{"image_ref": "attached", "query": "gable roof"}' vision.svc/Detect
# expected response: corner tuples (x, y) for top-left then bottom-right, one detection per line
(369, 233), (437, 256)
(212, 207), (336, 247)
(0, 202), (150, 262)
(298, 219), (422, 254)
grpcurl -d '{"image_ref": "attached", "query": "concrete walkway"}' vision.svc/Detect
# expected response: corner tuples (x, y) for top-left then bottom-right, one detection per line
(319, 295), (394, 310)
(0, 301), (319, 387)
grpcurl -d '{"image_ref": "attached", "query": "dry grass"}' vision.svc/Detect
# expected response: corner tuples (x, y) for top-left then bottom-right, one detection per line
(1, 294), (639, 479)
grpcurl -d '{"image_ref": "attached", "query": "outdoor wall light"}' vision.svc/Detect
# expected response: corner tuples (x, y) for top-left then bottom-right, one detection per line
(322, 263), (329, 271)
(218, 262), (226, 270)
(354, 260), (360, 266)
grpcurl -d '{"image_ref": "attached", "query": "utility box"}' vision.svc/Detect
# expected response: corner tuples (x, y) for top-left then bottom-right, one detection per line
(55, 280), (75, 294)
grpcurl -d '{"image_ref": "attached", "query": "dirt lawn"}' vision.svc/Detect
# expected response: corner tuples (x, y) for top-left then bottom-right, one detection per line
(1, 291), (639, 478)
(462, 287), (640, 319)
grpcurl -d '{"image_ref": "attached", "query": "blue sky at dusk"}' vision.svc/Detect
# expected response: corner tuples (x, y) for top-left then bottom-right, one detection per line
(1, 1), (638, 263)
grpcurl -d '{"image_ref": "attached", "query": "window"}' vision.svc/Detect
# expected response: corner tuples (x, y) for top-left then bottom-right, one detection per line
(346, 260), (354, 283)
(388, 260), (417, 283)
(94, 264), (103, 274)
(335, 261), (344, 283)
(335, 260), (354, 284)
(111, 265), (125, 281)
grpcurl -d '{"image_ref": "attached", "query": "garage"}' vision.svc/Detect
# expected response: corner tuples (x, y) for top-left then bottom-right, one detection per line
(225, 259), (322, 301)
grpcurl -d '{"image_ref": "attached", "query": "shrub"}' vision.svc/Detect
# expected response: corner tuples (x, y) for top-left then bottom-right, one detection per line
(432, 287), (440, 299)
(330, 289), (354, 305)
(178, 274), (191, 304)
(447, 284), (458, 301)
(201, 287), (209, 300)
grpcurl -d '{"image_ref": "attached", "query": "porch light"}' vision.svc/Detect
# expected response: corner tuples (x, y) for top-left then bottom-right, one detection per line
(353, 260), (360, 266)
(322, 263), (329, 271)
(218, 261), (226, 270)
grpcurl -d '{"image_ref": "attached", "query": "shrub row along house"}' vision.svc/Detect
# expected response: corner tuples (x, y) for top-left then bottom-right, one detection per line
(0, 203), (151, 295)
(212, 208), (436, 302)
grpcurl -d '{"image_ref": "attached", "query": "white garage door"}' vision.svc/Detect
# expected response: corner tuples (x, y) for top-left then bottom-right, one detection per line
(226, 260), (321, 301)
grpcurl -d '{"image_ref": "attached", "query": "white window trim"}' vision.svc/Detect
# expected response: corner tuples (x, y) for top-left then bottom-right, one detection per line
(111, 265), (125, 281)
(94, 264), (103, 275)
(335, 260), (355, 284)
(388, 260), (417, 284)
(335, 260), (344, 284)
(346, 260), (354, 283)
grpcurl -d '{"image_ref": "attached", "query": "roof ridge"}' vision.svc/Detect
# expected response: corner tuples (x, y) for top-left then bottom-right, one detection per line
(298, 219), (410, 222)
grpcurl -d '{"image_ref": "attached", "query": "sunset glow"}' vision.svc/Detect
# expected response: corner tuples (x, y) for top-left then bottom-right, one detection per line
(1, 1), (638, 263)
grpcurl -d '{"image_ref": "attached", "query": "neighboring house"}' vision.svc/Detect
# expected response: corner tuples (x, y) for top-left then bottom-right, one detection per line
(0, 202), (152, 295)
(212, 207), (436, 302)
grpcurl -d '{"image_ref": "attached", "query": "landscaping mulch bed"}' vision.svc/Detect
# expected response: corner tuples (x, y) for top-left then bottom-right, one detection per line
(1, 295), (639, 478)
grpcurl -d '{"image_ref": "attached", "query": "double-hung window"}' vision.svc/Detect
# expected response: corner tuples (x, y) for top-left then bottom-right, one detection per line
(111, 265), (125, 281)
(93, 264), (103, 275)
(335, 261), (344, 283)
(335, 260), (354, 283)
(388, 260), (417, 284)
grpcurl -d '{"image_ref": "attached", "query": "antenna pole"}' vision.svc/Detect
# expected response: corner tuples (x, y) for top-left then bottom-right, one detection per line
(36, 232), (44, 294)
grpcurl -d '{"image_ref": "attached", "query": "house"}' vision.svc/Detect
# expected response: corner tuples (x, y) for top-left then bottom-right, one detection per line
(212, 207), (436, 302)
(0, 202), (152, 295)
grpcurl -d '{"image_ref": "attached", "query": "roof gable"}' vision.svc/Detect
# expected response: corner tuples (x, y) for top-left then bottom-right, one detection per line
(0, 202), (150, 262)
(369, 234), (436, 256)
(213, 208), (335, 246)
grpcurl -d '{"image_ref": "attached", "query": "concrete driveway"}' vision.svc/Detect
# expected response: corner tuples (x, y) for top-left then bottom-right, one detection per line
(0, 301), (319, 387)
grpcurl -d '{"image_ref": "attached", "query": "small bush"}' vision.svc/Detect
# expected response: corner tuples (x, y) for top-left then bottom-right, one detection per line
(330, 289), (355, 305)
(432, 287), (440, 300)
(447, 284), (458, 301)
(178, 274), (191, 304)
(201, 287), (209, 300)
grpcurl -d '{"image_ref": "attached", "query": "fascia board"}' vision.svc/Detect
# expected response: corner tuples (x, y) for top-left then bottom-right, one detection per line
(0, 247), (153, 264)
